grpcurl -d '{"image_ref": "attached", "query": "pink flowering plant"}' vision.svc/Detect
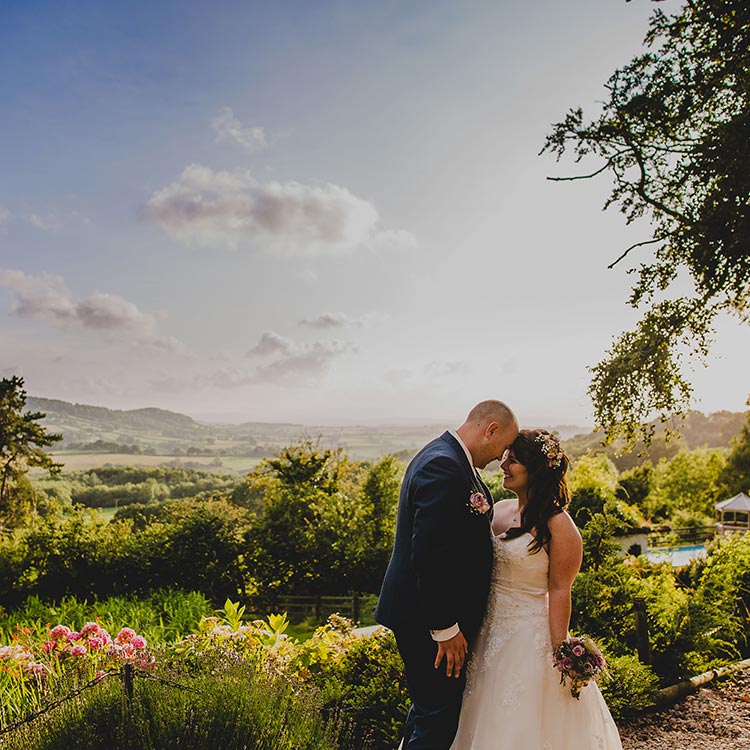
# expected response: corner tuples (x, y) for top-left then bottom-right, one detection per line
(0, 619), (155, 724)
(553, 635), (607, 699)
(41, 620), (155, 676)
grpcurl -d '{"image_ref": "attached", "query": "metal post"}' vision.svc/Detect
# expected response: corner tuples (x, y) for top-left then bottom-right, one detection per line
(633, 597), (651, 664)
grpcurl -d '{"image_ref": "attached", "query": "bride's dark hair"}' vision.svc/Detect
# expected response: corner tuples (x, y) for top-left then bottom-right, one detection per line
(503, 428), (571, 553)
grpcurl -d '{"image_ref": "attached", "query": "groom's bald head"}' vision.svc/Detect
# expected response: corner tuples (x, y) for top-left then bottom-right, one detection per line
(458, 400), (519, 468)
(465, 400), (516, 430)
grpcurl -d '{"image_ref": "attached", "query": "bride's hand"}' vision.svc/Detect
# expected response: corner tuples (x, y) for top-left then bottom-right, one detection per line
(434, 631), (468, 678)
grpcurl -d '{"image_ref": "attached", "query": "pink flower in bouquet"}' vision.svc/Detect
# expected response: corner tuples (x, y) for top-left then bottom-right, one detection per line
(69, 645), (87, 657)
(553, 636), (607, 699)
(115, 627), (136, 645)
(131, 635), (146, 649)
(49, 625), (71, 641)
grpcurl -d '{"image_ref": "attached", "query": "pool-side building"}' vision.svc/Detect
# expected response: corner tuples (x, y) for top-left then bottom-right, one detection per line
(716, 492), (750, 533)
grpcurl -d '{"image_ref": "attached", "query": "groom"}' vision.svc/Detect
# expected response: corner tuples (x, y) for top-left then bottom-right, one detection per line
(375, 400), (518, 750)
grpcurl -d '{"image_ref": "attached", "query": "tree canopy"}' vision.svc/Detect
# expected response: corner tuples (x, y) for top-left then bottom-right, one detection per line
(544, 0), (750, 445)
(0, 376), (62, 528)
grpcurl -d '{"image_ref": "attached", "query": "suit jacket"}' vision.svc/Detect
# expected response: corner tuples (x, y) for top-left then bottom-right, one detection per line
(375, 432), (494, 645)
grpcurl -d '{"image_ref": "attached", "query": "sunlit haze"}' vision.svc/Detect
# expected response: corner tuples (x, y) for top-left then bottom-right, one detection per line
(2, 0), (748, 428)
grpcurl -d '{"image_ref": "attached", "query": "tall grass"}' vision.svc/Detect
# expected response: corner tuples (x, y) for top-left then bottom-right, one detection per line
(0, 590), (213, 645)
(2, 659), (357, 750)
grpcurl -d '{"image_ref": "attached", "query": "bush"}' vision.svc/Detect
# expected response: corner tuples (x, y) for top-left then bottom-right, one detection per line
(3, 661), (349, 750)
(598, 653), (659, 718)
(313, 628), (409, 750)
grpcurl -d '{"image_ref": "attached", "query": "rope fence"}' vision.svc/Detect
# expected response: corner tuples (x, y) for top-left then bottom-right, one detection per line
(0, 663), (200, 738)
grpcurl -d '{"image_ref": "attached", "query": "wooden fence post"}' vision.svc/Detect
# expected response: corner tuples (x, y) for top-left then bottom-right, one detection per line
(633, 597), (651, 664)
(121, 663), (135, 703)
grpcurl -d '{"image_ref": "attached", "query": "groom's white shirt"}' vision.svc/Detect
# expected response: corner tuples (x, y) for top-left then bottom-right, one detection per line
(428, 429), (476, 643)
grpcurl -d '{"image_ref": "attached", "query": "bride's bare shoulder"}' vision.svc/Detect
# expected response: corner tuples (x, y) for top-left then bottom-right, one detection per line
(491, 497), (518, 534)
(549, 511), (581, 540)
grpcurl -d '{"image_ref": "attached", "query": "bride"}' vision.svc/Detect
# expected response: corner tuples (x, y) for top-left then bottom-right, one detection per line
(450, 429), (622, 749)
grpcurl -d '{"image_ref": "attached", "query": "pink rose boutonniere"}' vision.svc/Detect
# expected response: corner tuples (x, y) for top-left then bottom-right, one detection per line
(467, 491), (491, 515)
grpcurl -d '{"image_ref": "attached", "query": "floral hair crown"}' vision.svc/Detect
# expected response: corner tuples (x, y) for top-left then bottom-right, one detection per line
(535, 431), (565, 469)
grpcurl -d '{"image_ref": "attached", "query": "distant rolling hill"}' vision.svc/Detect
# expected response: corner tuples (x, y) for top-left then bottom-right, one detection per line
(27, 397), (746, 470)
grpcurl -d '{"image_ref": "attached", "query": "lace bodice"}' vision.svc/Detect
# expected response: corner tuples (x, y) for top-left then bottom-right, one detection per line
(489, 530), (549, 618)
(466, 531), (551, 694)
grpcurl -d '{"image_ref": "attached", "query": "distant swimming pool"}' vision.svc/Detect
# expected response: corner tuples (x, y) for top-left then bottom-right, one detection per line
(646, 544), (707, 567)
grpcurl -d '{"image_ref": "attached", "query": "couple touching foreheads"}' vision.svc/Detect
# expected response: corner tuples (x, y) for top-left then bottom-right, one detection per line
(375, 400), (622, 750)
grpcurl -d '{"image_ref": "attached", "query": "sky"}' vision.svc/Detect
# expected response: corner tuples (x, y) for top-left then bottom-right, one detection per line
(1, 0), (748, 428)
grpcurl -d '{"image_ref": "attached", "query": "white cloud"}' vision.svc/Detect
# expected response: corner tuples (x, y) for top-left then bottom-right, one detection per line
(246, 330), (355, 384)
(247, 331), (294, 357)
(299, 311), (362, 329)
(0, 208), (10, 224)
(144, 164), (414, 255)
(253, 340), (355, 384)
(0, 268), (183, 351)
(211, 107), (270, 153)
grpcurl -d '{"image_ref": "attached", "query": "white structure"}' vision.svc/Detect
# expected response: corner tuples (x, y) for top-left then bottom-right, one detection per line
(716, 492), (750, 532)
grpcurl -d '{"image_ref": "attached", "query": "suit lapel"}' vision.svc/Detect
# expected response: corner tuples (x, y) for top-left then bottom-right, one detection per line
(440, 432), (495, 522)
(440, 431), (476, 487)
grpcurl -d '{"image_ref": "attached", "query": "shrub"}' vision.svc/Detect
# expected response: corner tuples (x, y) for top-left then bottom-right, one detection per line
(598, 653), (659, 718)
(313, 628), (409, 749)
(2, 661), (348, 750)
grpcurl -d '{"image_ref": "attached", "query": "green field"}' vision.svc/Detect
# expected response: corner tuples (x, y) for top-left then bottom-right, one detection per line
(51, 452), (263, 474)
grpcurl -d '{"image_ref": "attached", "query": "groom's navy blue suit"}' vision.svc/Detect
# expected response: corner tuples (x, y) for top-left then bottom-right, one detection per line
(375, 432), (494, 750)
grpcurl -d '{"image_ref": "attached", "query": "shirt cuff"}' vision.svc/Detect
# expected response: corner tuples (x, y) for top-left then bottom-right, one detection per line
(430, 623), (460, 642)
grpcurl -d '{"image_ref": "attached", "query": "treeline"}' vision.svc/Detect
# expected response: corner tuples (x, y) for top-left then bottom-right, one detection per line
(568, 414), (750, 531)
(34, 465), (241, 508)
(566, 409), (746, 471)
(1, 443), (400, 608)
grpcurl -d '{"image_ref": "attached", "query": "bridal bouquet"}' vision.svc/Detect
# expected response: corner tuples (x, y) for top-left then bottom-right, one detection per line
(553, 636), (607, 699)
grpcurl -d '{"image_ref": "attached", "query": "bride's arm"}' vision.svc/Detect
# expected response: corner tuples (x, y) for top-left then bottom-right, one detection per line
(547, 512), (583, 649)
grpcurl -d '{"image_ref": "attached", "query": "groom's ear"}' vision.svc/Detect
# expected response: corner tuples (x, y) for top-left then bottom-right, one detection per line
(485, 421), (500, 438)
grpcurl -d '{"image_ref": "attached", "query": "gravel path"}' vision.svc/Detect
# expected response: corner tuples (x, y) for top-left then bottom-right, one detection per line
(617, 668), (750, 750)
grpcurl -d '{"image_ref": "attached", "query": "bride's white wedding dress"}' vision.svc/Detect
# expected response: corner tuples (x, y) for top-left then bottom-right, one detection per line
(450, 531), (622, 750)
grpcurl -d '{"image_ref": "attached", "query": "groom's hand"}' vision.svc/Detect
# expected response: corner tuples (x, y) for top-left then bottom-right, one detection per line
(434, 631), (468, 678)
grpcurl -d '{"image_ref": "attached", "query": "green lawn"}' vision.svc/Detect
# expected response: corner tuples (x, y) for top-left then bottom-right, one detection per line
(49, 452), (263, 474)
